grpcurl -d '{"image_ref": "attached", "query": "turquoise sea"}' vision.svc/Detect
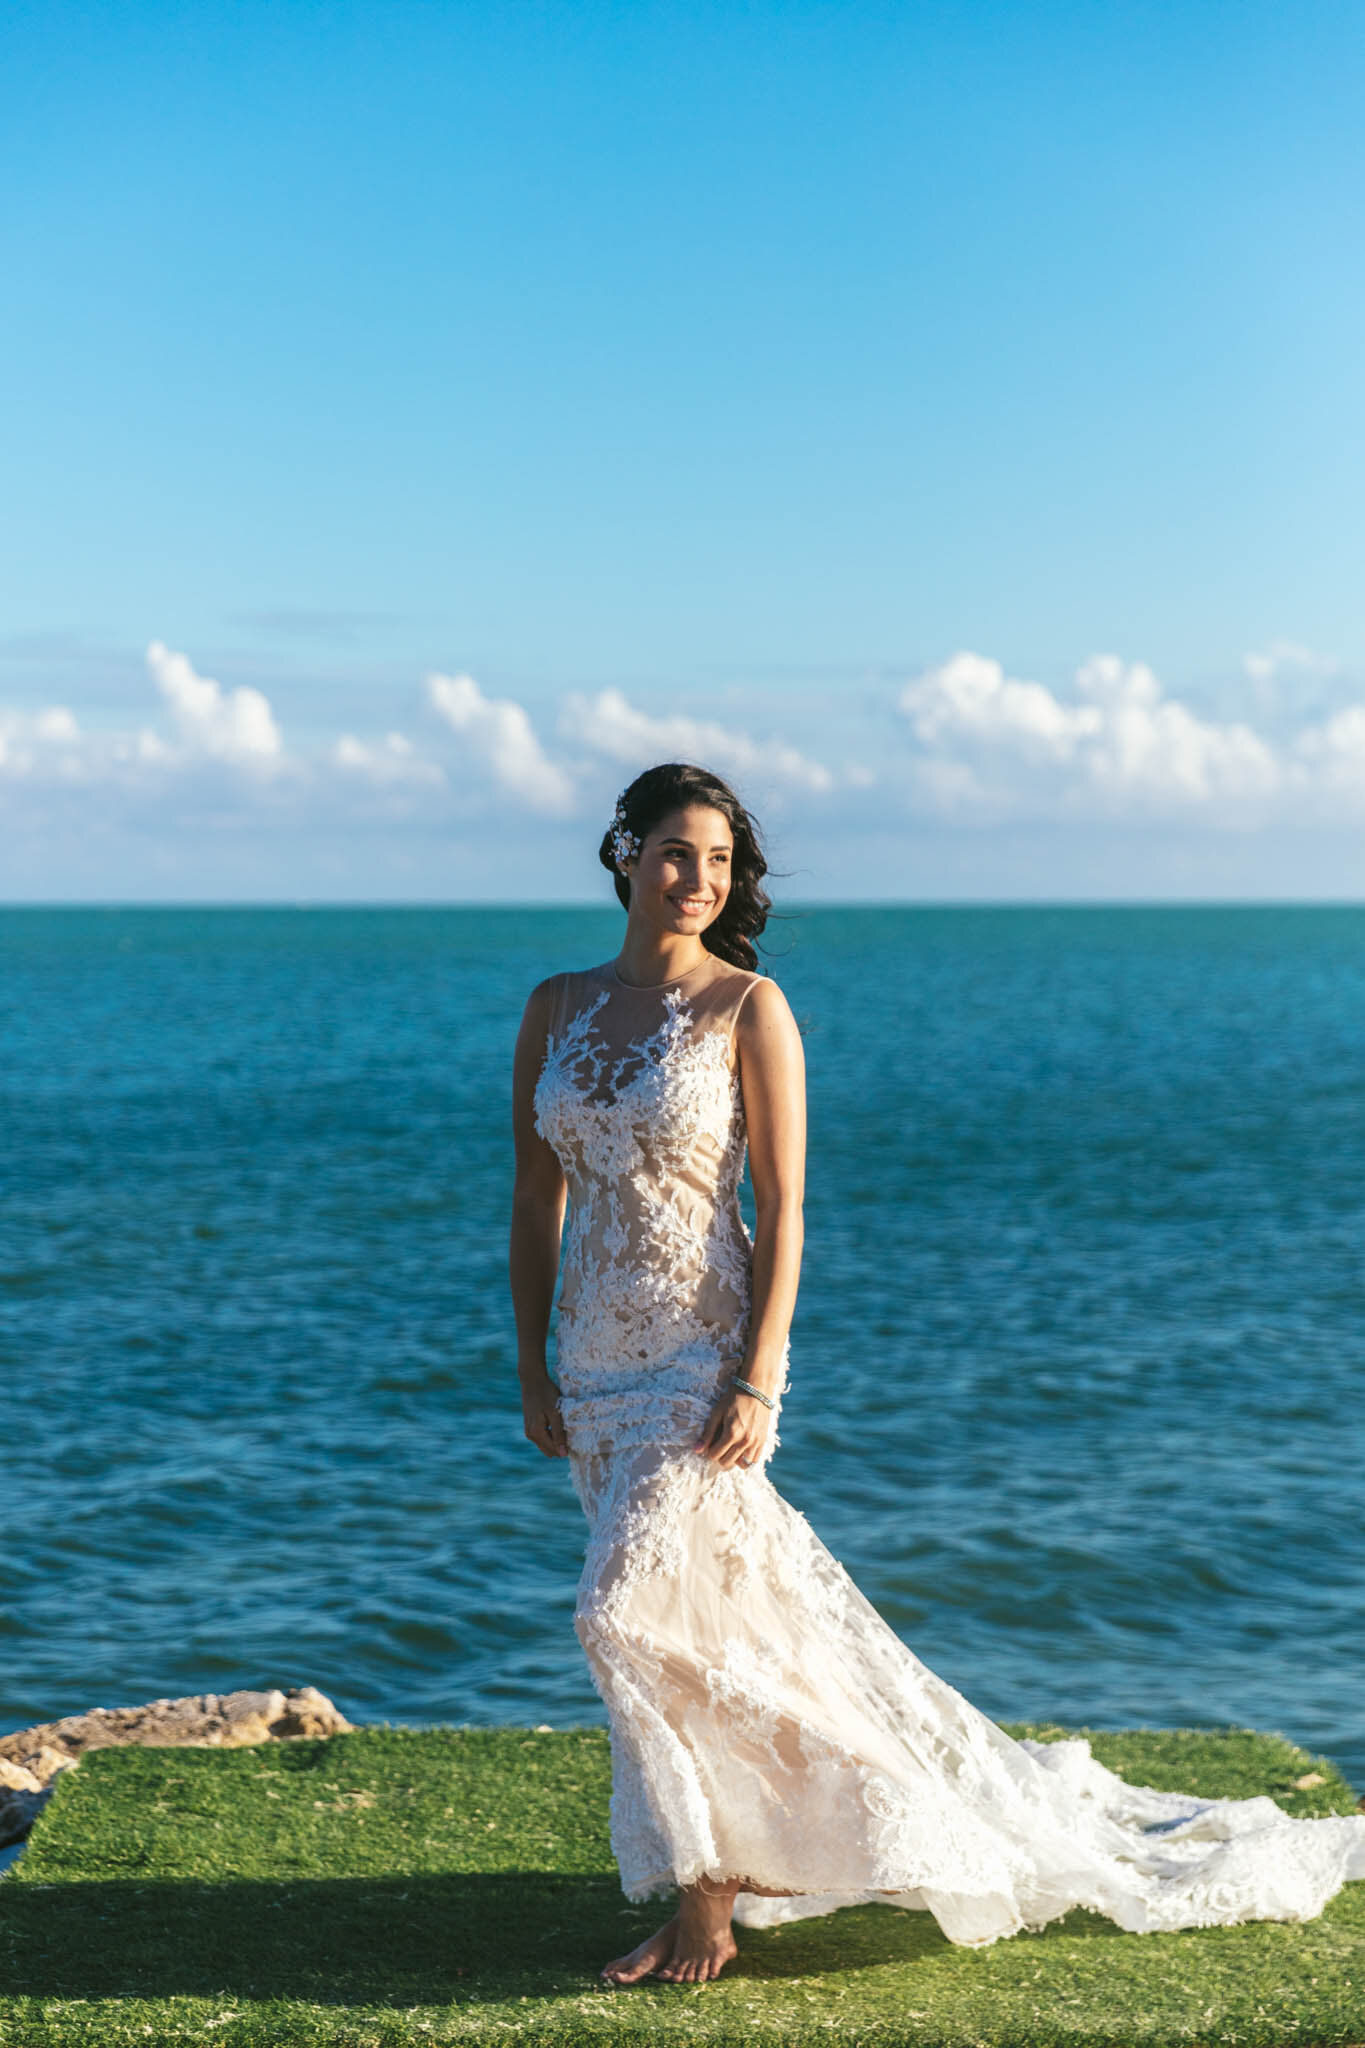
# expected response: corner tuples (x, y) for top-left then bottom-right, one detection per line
(3, 905), (1362, 1783)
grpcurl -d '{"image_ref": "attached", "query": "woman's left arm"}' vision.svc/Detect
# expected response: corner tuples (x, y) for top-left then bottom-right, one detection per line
(695, 976), (806, 1469)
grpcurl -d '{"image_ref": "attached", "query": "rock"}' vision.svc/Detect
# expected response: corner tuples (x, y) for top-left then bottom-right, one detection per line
(4, 1746), (76, 1790)
(0, 1685), (353, 1769)
(0, 1760), (44, 1789)
(0, 1686), (354, 1850)
(0, 1758), (50, 1849)
(263, 1686), (352, 1740)
(1294, 1771), (1328, 1789)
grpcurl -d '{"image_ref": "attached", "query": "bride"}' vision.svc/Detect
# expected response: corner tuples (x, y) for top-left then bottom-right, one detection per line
(509, 759), (1365, 1989)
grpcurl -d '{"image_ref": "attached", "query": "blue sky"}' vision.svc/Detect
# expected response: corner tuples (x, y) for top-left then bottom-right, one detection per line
(3, 0), (1362, 899)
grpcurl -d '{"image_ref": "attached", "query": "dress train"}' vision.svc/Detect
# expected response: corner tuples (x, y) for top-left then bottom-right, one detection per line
(571, 1431), (1365, 1948)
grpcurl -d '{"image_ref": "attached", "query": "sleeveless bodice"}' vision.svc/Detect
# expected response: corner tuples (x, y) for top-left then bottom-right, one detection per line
(533, 954), (783, 1459)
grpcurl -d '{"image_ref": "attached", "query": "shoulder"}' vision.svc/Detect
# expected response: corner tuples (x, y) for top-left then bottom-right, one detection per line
(524, 961), (601, 1005)
(726, 964), (788, 1007)
(731, 974), (802, 1103)
(518, 968), (570, 1038)
(521, 970), (562, 1017)
(519, 963), (606, 1031)
(732, 971), (798, 1040)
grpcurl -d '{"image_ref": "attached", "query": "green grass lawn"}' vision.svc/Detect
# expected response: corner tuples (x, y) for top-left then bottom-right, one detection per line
(0, 1722), (1362, 2047)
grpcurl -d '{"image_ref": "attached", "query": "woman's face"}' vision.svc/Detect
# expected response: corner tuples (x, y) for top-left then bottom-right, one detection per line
(628, 803), (734, 937)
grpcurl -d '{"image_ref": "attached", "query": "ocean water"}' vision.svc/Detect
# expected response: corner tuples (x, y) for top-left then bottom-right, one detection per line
(3, 904), (1363, 1786)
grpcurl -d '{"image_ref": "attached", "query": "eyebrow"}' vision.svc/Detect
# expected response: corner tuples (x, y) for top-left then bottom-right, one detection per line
(658, 837), (732, 851)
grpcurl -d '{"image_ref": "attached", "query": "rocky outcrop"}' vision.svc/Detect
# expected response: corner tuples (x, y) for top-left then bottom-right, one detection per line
(0, 1686), (353, 1850)
(0, 1753), (74, 1850)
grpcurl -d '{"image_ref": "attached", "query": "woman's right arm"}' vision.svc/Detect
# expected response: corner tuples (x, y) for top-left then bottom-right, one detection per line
(510, 978), (570, 1459)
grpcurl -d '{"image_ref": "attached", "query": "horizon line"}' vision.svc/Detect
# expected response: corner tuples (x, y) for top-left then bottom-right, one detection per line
(5, 897), (1365, 913)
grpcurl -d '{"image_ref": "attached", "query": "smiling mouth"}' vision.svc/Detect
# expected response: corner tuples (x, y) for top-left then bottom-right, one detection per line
(671, 897), (711, 914)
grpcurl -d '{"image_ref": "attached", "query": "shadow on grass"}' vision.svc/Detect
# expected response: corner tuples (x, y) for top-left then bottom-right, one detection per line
(1, 1869), (1070, 2004)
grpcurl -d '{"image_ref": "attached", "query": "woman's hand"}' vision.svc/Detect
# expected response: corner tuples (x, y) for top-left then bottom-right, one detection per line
(521, 1371), (569, 1459)
(695, 1384), (771, 1470)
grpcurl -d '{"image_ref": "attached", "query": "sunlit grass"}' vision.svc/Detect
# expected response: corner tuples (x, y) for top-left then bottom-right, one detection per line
(1, 1722), (1361, 2045)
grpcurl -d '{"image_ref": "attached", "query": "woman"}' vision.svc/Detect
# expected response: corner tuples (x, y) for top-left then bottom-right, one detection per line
(509, 760), (1365, 1989)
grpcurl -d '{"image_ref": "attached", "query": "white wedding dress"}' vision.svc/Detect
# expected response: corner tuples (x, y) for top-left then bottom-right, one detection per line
(532, 953), (1365, 1947)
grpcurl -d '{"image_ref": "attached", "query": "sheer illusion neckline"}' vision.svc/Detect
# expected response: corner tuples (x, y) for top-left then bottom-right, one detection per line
(605, 955), (715, 991)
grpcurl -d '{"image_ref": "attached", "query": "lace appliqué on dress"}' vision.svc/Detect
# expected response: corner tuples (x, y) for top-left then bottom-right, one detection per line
(533, 981), (783, 1463)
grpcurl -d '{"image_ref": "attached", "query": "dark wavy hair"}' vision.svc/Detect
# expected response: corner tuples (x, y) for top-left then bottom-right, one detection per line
(597, 762), (778, 973)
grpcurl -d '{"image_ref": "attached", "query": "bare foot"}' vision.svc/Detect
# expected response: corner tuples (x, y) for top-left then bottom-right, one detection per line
(654, 1878), (740, 1985)
(600, 1911), (680, 1985)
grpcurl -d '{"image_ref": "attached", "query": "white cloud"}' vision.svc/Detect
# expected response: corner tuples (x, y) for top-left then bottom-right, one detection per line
(333, 730), (446, 787)
(425, 671), (576, 814)
(1243, 639), (1338, 684)
(0, 644), (447, 807)
(0, 705), (82, 776)
(1291, 704), (1365, 790)
(900, 651), (1100, 762)
(1075, 655), (1279, 803)
(146, 640), (283, 764)
(34, 706), (79, 742)
(1240, 637), (1348, 729)
(0, 702), (171, 784)
(559, 686), (836, 792)
(906, 754), (993, 814)
(899, 650), (1280, 814)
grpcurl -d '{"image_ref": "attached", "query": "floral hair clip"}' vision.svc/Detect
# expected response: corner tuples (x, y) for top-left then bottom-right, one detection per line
(610, 795), (641, 869)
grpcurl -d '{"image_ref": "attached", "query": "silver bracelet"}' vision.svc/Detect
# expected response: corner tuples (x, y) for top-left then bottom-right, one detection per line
(732, 1375), (776, 1410)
